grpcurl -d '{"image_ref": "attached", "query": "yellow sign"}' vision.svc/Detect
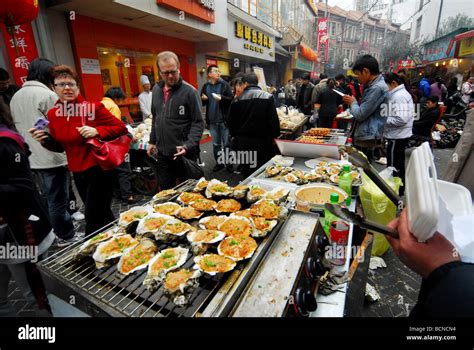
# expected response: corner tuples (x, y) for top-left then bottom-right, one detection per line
(217, 60), (230, 76)
(235, 21), (273, 49)
(459, 37), (474, 57)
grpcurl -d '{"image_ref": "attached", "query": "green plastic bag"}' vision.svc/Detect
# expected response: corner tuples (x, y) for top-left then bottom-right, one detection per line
(359, 168), (402, 256)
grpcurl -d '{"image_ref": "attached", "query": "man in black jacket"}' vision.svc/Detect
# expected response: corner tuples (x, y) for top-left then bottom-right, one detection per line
(413, 96), (440, 138)
(147, 51), (204, 189)
(388, 209), (474, 317)
(226, 73), (280, 177)
(200, 65), (233, 172)
(296, 73), (315, 115)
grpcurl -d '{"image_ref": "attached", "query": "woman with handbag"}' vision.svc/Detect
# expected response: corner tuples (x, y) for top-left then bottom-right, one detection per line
(0, 98), (54, 316)
(29, 65), (128, 235)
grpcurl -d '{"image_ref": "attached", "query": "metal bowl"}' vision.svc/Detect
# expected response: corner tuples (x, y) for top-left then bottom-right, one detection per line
(294, 183), (348, 210)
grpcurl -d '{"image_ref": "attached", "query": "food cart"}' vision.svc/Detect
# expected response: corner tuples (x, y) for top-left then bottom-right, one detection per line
(38, 129), (373, 318)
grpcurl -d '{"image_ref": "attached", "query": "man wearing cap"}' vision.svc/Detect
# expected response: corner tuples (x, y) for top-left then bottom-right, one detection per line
(139, 75), (152, 120)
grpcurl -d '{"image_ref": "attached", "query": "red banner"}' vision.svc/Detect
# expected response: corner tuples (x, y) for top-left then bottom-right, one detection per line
(1, 22), (39, 86)
(317, 18), (329, 64)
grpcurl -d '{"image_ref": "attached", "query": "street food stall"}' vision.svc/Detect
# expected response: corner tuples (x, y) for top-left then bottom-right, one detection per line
(38, 129), (376, 318)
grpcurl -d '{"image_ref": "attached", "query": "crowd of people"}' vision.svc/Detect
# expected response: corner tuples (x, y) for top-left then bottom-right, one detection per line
(0, 51), (473, 318)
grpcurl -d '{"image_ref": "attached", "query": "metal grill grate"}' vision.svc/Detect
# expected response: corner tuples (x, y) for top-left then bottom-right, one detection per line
(39, 179), (287, 317)
(40, 237), (228, 317)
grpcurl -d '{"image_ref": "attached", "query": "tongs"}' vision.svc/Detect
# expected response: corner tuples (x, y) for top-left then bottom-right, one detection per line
(324, 204), (399, 238)
(340, 145), (402, 207)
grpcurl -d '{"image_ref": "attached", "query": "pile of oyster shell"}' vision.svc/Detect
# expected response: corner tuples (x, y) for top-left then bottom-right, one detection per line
(70, 178), (289, 308)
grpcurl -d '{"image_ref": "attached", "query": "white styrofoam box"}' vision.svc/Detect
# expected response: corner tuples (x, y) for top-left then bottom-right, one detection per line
(437, 180), (473, 216)
(405, 142), (440, 242)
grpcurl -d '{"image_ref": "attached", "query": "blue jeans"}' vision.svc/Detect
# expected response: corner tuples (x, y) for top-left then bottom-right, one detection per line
(209, 122), (230, 163)
(37, 167), (74, 239)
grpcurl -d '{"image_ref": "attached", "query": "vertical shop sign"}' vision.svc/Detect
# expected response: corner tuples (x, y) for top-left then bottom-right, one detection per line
(1, 22), (39, 86)
(317, 18), (329, 64)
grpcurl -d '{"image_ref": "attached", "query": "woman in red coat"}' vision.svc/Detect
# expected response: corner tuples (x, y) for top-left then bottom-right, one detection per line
(30, 65), (128, 235)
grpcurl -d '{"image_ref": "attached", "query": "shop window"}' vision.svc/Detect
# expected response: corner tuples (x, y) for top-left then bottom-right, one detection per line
(97, 47), (158, 99)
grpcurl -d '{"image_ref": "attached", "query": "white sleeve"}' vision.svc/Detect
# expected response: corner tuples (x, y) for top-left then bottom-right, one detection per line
(139, 93), (152, 118)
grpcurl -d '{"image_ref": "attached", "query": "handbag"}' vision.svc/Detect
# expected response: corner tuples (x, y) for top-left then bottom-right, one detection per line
(180, 155), (204, 180)
(81, 112), (132, 171)
(86, 135), (132, 171)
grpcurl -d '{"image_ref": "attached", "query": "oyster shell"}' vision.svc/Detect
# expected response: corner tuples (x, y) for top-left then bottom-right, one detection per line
(279, 167), (294, 176)
(116, 238), (158, 277)
(190, 198), (217, 212)
(263, 187), (290, 204)
(218, 216), (253, 237)
(153, 189), (178, 203)
(215, 199), (241, 213)
(163, 269), (201, 306)
(92, 234), (139, 269)
(246, 185), (267, 203)
(194, 254), (236, 276)
(72, 229), (118, 262)
(161, 218), (193, 239)
(264, 165), (283, 178)
(304, 172), (323, 183)
(118, 206), (151, 227)
(251, 217), (278, 238)
(198, 215), (228, 230)
(187, 229), (226, 255)
(175, 207), (204, 221)
(232, 209), (253, 219)
(136, 213), (174, 239)
(192, 177), (209, 193)
(205, 179), (232, 199)
(153, 202), (181, 216)
(250, 199), (281, 219)
(178, 192), (204, 205)
(143, 247), (189, 293)
(217, 235), (258, 261)
(232, 185), (249, 200)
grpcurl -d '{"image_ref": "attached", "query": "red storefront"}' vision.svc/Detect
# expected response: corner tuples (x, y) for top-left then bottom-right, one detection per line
(67, 14), (198, 102)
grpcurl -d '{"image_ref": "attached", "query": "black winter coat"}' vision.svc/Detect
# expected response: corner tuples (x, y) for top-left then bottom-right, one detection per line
(410, 261), (474, 318)
(226, 85), (280, 141)
(200, 79), (234, 125)
(0, 134), (51, 247)
(150, 78), (204, 156)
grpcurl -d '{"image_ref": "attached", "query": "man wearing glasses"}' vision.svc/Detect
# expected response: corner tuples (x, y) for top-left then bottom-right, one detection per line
(200, 65), (233, 172)
(147, 51), (204, 190)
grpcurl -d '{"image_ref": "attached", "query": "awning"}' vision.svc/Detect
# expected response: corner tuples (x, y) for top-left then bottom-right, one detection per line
(455, 30), (474, 41)
(299, 43), (318, 62)
(275, 42), (290, 58)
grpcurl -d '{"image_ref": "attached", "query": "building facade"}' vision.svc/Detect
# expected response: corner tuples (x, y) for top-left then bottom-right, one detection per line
(317, 5), (408, 75)
(410, 0), (474, 44)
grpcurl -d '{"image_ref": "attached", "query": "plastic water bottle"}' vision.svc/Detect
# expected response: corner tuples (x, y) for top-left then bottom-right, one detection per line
(323, 193), (340, 237)
(339, 164), (353, 206)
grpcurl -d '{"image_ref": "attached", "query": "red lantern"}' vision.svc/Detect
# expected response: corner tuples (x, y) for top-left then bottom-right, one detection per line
(0, 0), (40, 27)
(0, 0), (39, 56)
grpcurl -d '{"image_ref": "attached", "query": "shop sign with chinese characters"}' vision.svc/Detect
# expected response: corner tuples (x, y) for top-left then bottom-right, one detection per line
(1, 23), (39, 86)
(156, 0), (215, 23)
(235, 21), (273, 52)
(317, 18), (328, 63)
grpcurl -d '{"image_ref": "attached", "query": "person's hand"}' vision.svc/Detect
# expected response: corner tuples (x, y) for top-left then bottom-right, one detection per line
(76, 126), (99, 139)
(147, 144), (157, 157)
(201, 94), (208, 101)
(28, 128), (49, 143)
(387, 209), (460, 279)
(342, 95), (356, 105)
(173, 146), (187, 160)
